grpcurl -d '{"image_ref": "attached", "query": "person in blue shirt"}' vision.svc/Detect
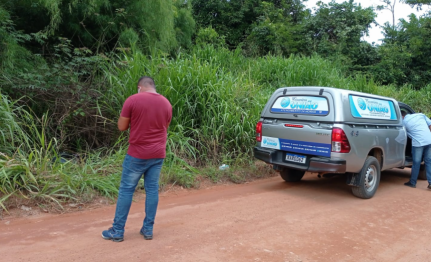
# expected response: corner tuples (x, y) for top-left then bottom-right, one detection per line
(401, 111), (431, 189)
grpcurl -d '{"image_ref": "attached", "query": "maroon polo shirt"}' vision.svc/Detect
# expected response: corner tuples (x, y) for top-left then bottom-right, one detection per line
(120, 92), (172, 159)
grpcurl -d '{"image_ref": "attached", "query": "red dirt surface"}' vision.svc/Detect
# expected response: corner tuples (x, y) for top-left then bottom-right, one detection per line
(1, 168), (431, 262)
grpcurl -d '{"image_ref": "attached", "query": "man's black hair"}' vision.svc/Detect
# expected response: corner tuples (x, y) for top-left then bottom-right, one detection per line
(138, 76), (156, 89)
(401, 110), (408, 117)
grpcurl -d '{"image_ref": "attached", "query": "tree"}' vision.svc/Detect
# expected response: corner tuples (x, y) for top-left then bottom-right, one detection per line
(245, 1), (306, 56)
(404, 0), (431, 8)
(377, 0), (397, 29)
(305, 0), (377, 71)
(377, 0), (431, 24)
(0, 5), (43, 80)
(174, 0), (196, 50)
(374, 13), (431, 87)
(0, 0), (195, 54)
(192, 0), (260, 48)
(192, 0), (307, 50)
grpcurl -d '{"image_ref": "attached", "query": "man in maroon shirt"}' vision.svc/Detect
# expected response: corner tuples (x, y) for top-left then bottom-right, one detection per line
(102, 76), (172, 242)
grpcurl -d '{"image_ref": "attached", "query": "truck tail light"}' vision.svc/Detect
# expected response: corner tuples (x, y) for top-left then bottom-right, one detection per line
(256, 121), (263, 142)
(331, 128), (351, 153)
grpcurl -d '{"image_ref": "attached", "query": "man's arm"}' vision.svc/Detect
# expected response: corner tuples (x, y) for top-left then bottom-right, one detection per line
(423, 115), (431, 132)
(118, 116), (131, 131)
(118, 97), (132, 131)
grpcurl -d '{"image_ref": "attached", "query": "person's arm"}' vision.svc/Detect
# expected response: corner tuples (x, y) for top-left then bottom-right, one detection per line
(403, 119), (412, 138)
(425, 116), (431, 132)
(118, 97), (132, 131)
(118, 116), (131, 131)
(424, 115), (431, 132)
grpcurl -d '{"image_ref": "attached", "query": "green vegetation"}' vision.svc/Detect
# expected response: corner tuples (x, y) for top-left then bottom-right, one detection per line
(2, 0), (431, 212)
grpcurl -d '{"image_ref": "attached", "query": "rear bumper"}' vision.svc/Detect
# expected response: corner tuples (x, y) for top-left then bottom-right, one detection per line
(254, 146), (346, 173)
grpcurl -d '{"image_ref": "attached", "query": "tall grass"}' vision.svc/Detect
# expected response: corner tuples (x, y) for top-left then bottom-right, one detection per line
(105, 45), (431, 166)
(0, 94), (30, 155)
(0, 94), (124, 211)
(0, 145), (124, 212)
(105, 47), (268, 164)
(2, 44), (431, 211)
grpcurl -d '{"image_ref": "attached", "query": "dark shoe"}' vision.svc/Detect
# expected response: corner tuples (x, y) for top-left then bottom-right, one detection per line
(404, 181), (416, 188)
(428, 184), (431, 190)
(102, 227), (124, 242)
(140, 228), (153, 240)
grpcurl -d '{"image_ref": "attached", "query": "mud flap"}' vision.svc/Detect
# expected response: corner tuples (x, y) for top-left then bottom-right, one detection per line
(346, 173), (360, 187)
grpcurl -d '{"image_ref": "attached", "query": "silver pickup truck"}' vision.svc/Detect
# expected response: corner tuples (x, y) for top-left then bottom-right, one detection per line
(254, 86), (423, 199)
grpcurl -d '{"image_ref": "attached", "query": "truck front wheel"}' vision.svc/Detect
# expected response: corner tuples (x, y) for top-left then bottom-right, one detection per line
(351, 156), (381, 199)
(279, 168), (305, 182)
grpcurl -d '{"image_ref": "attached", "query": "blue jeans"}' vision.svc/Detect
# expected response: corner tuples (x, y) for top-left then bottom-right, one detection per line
(112, 154), (164, 234)
(410, 145), (431, 185)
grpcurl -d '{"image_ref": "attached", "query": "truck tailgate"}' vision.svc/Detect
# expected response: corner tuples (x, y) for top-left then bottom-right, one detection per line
(261, 120), (332, 157)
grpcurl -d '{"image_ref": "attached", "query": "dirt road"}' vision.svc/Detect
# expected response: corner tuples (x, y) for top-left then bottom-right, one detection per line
(1, 168), (431, 262)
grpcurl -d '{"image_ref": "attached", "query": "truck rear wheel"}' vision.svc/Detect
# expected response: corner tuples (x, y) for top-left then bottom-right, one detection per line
(351, 156), (381, 199)
(418, 164), (427, 180)
(279, 168), (305, 182)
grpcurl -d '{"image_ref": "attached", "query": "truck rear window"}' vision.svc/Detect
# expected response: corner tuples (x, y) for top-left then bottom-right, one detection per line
(270, 96), (329, 116)
(349, 95), (397, 120)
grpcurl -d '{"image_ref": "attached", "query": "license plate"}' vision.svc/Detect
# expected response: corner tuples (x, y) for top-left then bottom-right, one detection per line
(285, 153), (306, 164)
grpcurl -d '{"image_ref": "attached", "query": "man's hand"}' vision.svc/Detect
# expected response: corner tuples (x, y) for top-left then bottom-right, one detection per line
(118, 116), (131, 131)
